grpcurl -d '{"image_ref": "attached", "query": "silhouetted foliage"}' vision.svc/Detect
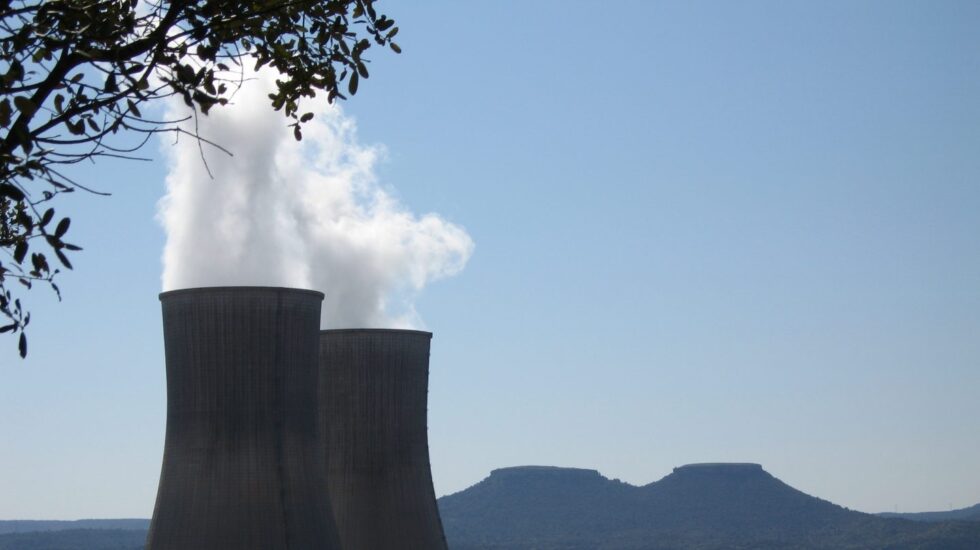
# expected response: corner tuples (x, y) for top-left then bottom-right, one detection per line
(0, 0), (399, 357)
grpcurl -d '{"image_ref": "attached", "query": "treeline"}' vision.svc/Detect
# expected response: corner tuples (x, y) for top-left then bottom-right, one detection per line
(0, 529), (145, 550)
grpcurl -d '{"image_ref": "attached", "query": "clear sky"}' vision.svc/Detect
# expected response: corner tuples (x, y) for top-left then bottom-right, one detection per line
(2, 0), (979, 518)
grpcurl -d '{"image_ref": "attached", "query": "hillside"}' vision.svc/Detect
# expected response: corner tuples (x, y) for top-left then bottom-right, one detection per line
(3, 467), (978, 549)
(0, 520), (149, 535)
(438, 463), (980, 549)
(438, 466), (640, 547)
(879, 503), (980, 523)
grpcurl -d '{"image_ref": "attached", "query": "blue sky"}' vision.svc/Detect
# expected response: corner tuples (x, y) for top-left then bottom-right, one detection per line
(2, 1), (979, 518)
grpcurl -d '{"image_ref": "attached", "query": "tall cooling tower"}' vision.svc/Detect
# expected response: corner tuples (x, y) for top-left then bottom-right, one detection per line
(319, 329), (449, 550)
(147, 287), (341, 550)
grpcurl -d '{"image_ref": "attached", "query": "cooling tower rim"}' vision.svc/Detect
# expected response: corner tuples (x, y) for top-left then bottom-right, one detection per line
(320, 328), (432, 338)
(159, 286), (325, 300)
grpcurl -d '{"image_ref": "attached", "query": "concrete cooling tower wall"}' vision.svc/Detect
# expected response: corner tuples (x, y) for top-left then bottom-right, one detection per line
(147, 287), (342, 550)
(319, 329), (449, 550)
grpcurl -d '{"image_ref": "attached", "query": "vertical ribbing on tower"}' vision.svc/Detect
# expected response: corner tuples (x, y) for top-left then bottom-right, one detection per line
(147, 287), (341, 550)
(319, 329), (448, 550)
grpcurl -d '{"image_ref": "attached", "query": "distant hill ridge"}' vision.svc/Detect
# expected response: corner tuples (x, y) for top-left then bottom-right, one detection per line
(3, 466), (979, 549)
(0, 528), (146, 550)
(879, 503), (980, 523)
(673, 462), (762, 472)
(0, 519), (149, 535)
(438, 463), (980, 549)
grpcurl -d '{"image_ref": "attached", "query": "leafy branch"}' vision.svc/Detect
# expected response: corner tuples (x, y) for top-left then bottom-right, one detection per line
(0, 0), (400, 357)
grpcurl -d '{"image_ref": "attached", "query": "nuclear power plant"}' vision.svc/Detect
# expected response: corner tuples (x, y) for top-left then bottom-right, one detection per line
(320, 329), (448, 549)
(146, 287), (447, 549)
(146, 287), (341, 550)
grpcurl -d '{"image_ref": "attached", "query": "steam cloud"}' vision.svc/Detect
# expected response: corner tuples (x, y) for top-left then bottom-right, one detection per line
(158, 69), (473, 328)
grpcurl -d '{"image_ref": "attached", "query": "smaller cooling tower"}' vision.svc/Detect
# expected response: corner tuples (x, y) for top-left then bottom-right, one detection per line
(319, 329), (449, 550)
(147, 287), (341, 550)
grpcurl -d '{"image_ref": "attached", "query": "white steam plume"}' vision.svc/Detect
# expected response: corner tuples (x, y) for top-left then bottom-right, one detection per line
(158, 69), (473, 328)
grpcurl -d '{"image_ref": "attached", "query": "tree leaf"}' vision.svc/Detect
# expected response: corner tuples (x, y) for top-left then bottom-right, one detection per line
(0, 98), (11, 127)
(67, 119), (86, 135)
(15, 126), (33, 154)
(13, 241), (27, 263)
(31, 252), (48, 274)
(0, 183), (25, 201)
(13, 95), (35, 115)
(18, 332), (27, 358)
(127, 99), (141, 118)
(54, 217), (70, 238)
(348, 70), (359, 95)
(54, 248), (73, 270)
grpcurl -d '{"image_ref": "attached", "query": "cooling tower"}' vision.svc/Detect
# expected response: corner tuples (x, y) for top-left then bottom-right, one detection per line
(319, 329), (449, 550)
(147, 287), (341, 550)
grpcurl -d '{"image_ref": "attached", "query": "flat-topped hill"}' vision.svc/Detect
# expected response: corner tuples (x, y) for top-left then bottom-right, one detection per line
(439, 463), (980, 549)
(672, 462), (763, 473)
